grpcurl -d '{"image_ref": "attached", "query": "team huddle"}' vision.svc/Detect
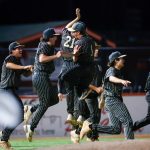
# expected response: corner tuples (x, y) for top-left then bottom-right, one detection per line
(0, 8), (150, 150)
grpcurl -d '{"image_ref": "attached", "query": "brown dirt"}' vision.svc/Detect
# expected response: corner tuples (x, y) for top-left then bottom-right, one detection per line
(36, 139), (150, 150)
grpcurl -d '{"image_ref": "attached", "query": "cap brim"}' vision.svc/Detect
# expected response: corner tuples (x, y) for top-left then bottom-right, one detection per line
(68, 27), (76, 32)
(118, 54), (127, 58)
(15, 45), (25, 48)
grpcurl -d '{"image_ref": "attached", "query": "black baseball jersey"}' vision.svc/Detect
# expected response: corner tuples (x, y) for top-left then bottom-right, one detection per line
(58, 28), (76, 94)
(74, 35), (95, 65)
(34, 41), (55, 74)
(0, 55), (23, 89)
(60, 28), (75, 60)
(104, 67), (123, 97)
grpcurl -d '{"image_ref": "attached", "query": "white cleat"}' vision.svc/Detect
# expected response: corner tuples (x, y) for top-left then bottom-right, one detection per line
(24, 125), (33, 142)
(70, 130), (80, 144)
(65, 114), (74, 124)
(80, 120), (92, 140)
(66, 114), (73, 121)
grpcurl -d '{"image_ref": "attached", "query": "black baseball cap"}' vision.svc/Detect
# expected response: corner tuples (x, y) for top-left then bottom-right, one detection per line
(68, 21), (86, 32)
(109, 51), (126, 63)
(9, 41), (24, 52)
(43, 28), (60, 39)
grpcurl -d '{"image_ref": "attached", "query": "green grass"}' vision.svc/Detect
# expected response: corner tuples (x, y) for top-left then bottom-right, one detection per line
(6, 137), (72, 150)
(1, 135), (150, 150)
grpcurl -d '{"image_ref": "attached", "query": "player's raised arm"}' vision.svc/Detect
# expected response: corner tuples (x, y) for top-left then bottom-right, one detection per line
(66, 8), (81, 29)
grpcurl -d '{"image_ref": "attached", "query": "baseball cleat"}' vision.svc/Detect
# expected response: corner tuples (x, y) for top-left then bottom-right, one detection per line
(0, 141), (13, 150)
(65, 114), (78, 126)
(76, 115), (85, 126)
(70, 130), (80, 144)
(80, 120), (92, 140)
(24, 125), (33, 142)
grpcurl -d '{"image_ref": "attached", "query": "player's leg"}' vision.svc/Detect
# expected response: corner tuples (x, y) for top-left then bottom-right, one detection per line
(24, 73), (58, 142)
(80, 105), (122, 140)
(0, 89), (24, 149)
(133, 91), (150, 130)
(109, 98), (134, 139)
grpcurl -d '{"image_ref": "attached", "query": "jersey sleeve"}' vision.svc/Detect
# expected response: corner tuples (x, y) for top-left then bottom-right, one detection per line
(38, 43), (50, 55)
(105, 67), (116, 80)
(5, 55), (16, 63)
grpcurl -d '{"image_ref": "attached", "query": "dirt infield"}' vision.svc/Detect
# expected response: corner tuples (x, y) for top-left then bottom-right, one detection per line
(36, 139), (150, 150)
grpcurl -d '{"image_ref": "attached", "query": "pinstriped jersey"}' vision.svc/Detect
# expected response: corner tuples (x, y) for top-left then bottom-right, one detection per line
(60, 28), (75, 61)
(0, 55), (23, 89)
(34, 42), (55, 74)
(104, 67), (123, 97)
(74, 35), (95, 65)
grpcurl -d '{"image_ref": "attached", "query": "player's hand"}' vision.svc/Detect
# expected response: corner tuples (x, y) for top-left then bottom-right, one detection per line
(76, 8), (81, 19)
(96, 87), (104, 94)
(73, 45), (81, 54)
(73, 45), (81, 62)
(56, 51), (63, 58)
(24, 65), (33, 71)
(121, 80), (131, 87)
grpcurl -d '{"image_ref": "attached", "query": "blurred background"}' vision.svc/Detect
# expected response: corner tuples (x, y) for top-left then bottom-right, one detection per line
(0, 0), (150, 93)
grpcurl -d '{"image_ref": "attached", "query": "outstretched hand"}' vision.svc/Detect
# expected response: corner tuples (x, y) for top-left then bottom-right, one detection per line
(121, 80), (131, 87)
(24, 65), (34, 72)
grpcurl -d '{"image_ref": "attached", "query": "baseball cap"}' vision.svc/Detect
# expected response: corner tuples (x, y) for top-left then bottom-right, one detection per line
(9, 41), (24, 52)
(43, 28), (60, 39)
(109, 51), (126, 63)
(68, 21), (86, 32)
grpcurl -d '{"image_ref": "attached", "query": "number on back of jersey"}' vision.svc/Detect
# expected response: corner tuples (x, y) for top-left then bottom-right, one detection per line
(64, 36), (75, 49)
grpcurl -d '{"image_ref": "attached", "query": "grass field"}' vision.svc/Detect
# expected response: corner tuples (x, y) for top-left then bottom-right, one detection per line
(2, 134), (150, 150)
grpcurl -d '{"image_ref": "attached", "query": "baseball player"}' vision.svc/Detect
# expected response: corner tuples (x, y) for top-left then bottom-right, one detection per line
(62, 21), (96, 99)
(80, 51), (134, 140)
(58, 8), (81, 123)
(23, 28), (63, 142)
(0, 41), (33, 150)
(60, 21), (103, 143)
(70, 44), (103, 142)
(132, 72), (150, 131)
